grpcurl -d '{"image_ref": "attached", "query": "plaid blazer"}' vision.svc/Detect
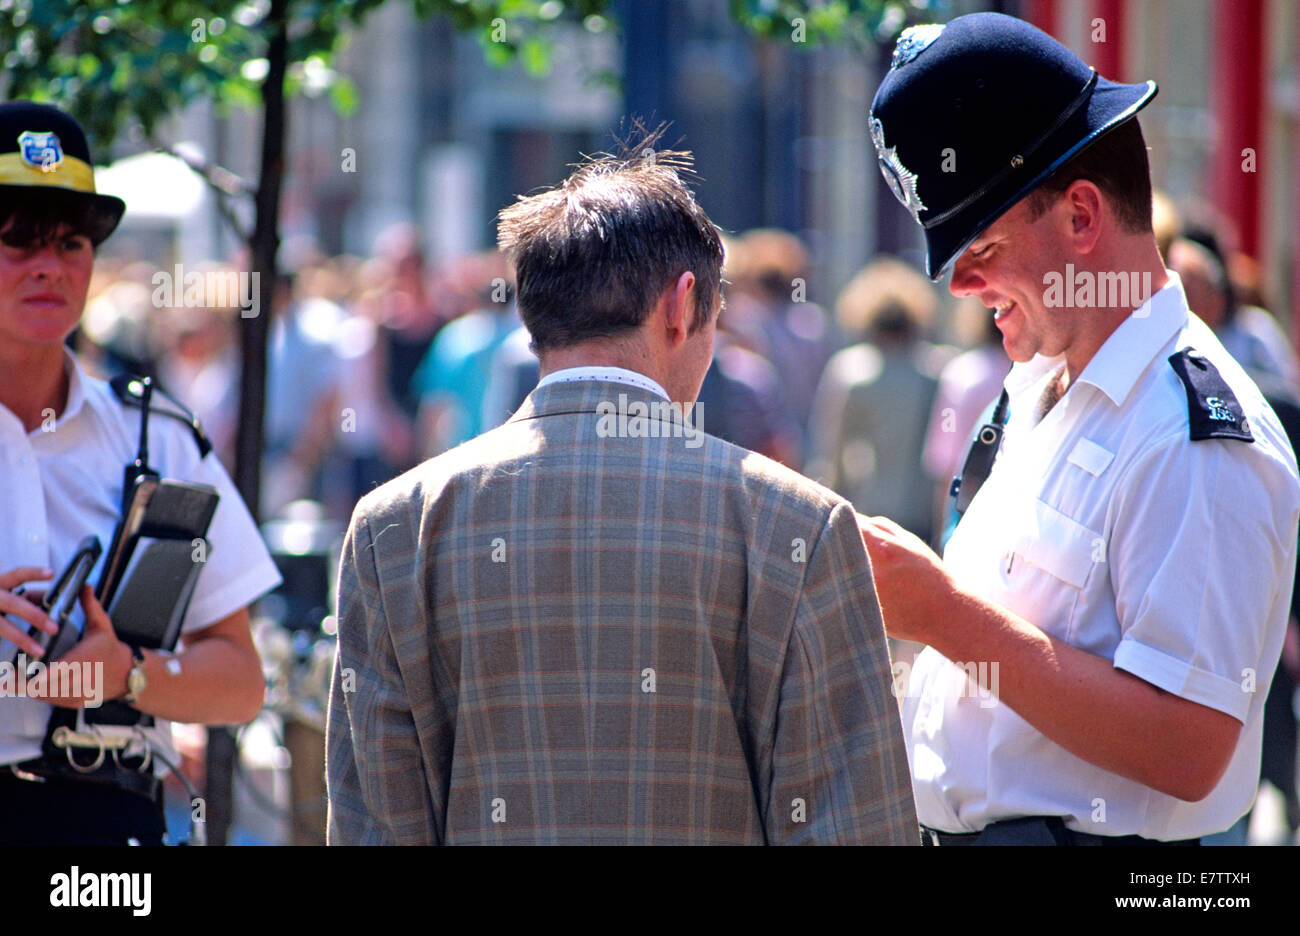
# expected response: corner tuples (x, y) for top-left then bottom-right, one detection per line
(326, 378), (917, 844)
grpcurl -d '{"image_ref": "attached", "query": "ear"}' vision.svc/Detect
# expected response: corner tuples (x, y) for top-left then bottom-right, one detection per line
(1062, 179), (1104, 256)
(661, 271), (697, 348)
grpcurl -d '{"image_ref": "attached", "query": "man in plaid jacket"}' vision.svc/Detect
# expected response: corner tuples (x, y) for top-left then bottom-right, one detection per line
(325, 133), (917, 845)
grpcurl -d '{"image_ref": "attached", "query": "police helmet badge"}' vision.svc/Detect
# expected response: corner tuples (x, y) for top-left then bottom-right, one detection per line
(17, 130), (63, 172)
(871, 23), (944, 224)
(871, 117), (926, 224)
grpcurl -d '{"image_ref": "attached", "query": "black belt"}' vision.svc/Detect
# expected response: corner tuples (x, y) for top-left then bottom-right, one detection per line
(6, 755), (162, 803)
(0, 764), (166, 845)
(921, 817), (1201, 847)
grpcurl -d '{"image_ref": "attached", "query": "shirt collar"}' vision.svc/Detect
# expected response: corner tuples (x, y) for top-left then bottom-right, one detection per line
(1003, 271), (1189, 408)
(59, 346), (90, 425)
(1074, 271), (1188, 407)
(536, 365), (670, 401)
(0, 347), (90, 437)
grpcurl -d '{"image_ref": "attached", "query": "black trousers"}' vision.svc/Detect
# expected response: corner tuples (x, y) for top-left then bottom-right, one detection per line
(0, 769), (167, 845)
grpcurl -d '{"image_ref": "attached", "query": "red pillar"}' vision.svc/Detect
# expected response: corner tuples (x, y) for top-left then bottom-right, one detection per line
(1091, 0), (1125, 80)
(1023, 0), (1059, 39)
(1294, 8), (1300, 341)
(1211, 0), (1264, 261)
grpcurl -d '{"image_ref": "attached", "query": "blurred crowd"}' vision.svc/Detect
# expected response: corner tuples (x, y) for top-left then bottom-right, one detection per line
(72, 191), (1300, 843)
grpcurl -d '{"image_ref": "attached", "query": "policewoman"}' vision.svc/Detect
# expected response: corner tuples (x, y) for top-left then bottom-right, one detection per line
(859, 13), (1300, 844)
(0, 102), (281, 844)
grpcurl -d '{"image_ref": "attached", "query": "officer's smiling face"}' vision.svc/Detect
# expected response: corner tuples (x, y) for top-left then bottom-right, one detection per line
(948, 196), (1075, 365)
(0, 217), (95, 350)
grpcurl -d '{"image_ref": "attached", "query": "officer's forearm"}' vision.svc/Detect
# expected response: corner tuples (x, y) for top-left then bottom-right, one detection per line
(125, 609), (265, 725)
(930, 587), (1242, 802)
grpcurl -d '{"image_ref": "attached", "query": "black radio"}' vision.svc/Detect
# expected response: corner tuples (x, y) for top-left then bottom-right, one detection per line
(949, 389), (1010, 517)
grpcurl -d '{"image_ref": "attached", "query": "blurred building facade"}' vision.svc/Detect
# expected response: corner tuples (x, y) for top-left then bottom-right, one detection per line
(1021, 0), (1299, 342)
(97, 0), (1297, 339)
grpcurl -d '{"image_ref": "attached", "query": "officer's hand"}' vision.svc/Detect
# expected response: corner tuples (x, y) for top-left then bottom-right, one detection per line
(41, 585), (131, 709)
(858, 514), (953, 645)
(0, 565), (57, 658)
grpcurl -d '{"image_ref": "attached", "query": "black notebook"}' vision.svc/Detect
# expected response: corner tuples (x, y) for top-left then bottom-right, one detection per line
(80, 476), (220, 728)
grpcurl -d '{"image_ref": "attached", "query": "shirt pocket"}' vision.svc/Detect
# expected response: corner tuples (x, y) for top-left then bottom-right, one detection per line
(1011, 498), (1101, 590)
(1003, 498), (1102, 643)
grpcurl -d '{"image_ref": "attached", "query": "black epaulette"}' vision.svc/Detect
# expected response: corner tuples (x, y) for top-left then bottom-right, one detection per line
(109, 373), (214, 458)
(1167, 349), (1253, 443)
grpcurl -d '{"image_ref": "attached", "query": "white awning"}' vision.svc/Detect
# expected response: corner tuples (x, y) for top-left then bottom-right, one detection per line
(95, 149), (207, 220)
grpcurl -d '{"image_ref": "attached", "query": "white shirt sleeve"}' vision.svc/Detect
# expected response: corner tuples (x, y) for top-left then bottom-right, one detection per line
(1107, 431), (1294, 722)
(148, 419), (283, 634)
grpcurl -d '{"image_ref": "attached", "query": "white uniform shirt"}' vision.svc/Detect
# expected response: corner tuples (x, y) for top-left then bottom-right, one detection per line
(0, 350), (283, 767)
(903, 273), (1300, 840)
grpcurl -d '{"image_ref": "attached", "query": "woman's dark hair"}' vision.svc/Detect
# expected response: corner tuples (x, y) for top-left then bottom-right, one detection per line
(0, 187), (118, 247)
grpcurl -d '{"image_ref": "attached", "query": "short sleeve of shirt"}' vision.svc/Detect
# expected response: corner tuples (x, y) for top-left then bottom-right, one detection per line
(1108, 431), (1295, 723)
(147, 416), (282, 634)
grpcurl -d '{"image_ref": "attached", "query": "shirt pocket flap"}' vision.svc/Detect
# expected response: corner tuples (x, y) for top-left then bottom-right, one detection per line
(1013, 499), (1099, 589)
(1066, 437), (1114, 477)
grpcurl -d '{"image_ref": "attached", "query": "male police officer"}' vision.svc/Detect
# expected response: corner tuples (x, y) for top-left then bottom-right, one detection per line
(861, 13), (1300, 844)
(0, 102), (281, 844)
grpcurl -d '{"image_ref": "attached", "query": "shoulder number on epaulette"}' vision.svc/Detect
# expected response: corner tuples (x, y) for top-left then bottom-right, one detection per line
(1167, 348), (1253, 443)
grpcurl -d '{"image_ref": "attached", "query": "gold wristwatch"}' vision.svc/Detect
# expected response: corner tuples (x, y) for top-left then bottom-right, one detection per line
(124, 646), (147, 704)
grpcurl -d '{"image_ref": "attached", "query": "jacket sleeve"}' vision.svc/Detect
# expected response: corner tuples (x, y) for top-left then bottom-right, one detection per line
(326, 510), (437, 844)
(765, 500), (919, 844)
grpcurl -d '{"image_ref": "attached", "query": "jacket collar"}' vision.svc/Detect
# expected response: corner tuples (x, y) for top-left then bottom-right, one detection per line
(508, 378), (672, 423)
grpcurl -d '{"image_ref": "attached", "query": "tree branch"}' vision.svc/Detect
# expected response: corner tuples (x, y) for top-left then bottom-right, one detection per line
(153, 141), (255, 242)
